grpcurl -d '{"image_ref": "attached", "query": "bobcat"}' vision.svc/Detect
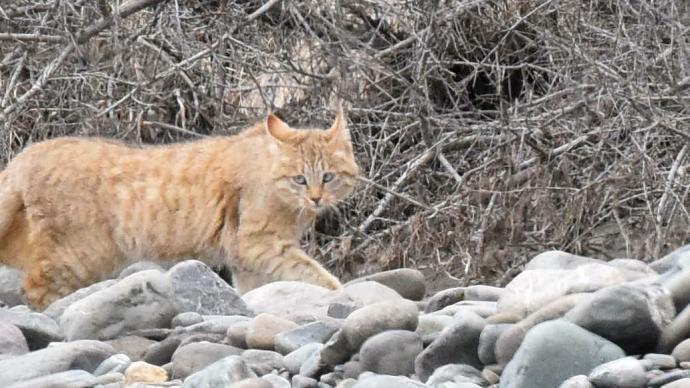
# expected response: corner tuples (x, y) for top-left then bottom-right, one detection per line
(0, 108), (358, 309)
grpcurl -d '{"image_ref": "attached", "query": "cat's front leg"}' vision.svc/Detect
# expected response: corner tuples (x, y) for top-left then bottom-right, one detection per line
(233, 238), (342, 293)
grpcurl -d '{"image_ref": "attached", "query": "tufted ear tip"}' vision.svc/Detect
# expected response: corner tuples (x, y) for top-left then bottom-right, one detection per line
(328, 103), (350, 143)
(265, 113), (294, 143)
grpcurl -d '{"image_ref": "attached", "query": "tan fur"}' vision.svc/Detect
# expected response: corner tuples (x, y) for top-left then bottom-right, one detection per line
(0, 110), (358, 309)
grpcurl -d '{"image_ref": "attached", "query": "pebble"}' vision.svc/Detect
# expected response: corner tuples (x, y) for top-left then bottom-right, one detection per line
(171, 341), (244, 379)
(241, 349), (285, 376)
(274, 321), (339, 354)
(124, 360), (168, 383)
(346, 268), (426, 300)
(0, 321), (29, 356)
(359, 330), (422, 375)
(588, 357), (647, 388)
(245, 313), (299, 350)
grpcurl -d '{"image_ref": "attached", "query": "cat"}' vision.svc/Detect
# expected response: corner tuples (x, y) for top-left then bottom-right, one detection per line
(0, 108), (358, 309)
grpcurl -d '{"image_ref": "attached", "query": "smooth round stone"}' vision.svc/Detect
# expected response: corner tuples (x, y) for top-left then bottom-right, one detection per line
(283, 343), (322, 375)
(124, 361), (167, 383)
(341, 281), (404, 307)
(225, 320), (251, 349)
(171, 341), (244, 378)
(0, 308), (63, 350)
(645, 353), (678, 370)
(342, 299), (419, 350)
(172, 312), (204, 328)
(94, 353), (132, 376)
(274, 321), (339, 355)
(426, 364), (485, 386)
(649, 370), (690, 387)
(0, 322), (29, 356)
(414, 310), (486, 382)
(118, 261), (165, 278)
(588, 357), (647, 388)
(292, 375), (318, 388)
(246, 313), (299, 350)
(478, 323), (512, 365)
(0, 267), (22, 307)
(661, 377), (690, 387)
(346, 268), (426, 301)
(650, 245), (690, 273)
(664, 267), (690, 311)
(525, 250), (602, 270)
(464, 285), (505, 302)
(242, 281), (338, 320)
(500, 320), (625, 388)
(351, 375), (428, 388)
(674, 340), (690, 363)
(359, 330), (422, 376)
(558, 375), (594, 388)
(425, 287), (465, 313)
(230, 377), (274, 388)
(262, 374), (291, 388)
(183, 355), (257, 386)
(106, 335), (157, 361)
(241, 349), (284, 376)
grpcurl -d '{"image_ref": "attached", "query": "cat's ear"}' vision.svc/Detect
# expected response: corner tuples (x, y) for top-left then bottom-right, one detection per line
(327, 104), (350, 144)
(265, 113), (294, 143)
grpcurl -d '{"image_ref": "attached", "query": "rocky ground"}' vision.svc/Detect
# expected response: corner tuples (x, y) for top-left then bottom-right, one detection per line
(2, 248), (690, 387)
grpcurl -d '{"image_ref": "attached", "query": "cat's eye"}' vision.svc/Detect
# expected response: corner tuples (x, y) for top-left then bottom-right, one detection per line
(293, 175), (307, 185)
(322, 172), (335, 183)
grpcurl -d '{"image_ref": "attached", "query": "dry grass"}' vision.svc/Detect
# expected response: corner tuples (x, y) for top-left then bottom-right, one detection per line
(1, 0), (689, 291)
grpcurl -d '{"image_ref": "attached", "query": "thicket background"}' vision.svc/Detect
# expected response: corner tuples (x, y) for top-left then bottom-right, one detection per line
(1, 0), (689, 291)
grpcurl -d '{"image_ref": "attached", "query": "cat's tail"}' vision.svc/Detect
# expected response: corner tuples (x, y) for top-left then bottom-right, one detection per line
(0, 171), (22, 252)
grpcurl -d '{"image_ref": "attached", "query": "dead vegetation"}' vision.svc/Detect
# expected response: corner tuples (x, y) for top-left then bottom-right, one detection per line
(1, 0), (689, 290)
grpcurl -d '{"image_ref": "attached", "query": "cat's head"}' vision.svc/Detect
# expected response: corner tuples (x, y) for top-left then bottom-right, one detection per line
(264, 107), (359, 214)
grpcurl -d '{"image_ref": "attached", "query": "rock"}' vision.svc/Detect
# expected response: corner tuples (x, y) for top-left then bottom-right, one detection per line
(525, 250), (602, 270)
(124, 361), (168, 383)
(94, 354), (132, 375)
(0, 266), (22, 307)
(274, 321), (340, 354)
(564, 284), (675, 354)
(351, 375), (427, 388)
(246, 313), (299, 350)
(0, 340), (116, 386)
(241, 349), (284, 376)
(341, 281), (404, 306)
(119, 261), (165, 278)
(478, 323), (512, 365)
(292, 375), (319, 388)
(0, 322), (29, 356)
(661, 378), (690, 388)
(182, 355), (257, 388)
(500, 320), (625, 388)
(171, 341), (244, 379)
(341, 299), (419, 351)
(167, 260), (251, 316)
(645, 353), (677, 370)
(558, 375), (594, 388)
(359, 330), (422, 375)
(230, 377), (274, 388)
(318, 329), (350, 368)
(415, 310), (486, 382)
(172, 312), (204, 327)
(5, 370), (123, 388)
(588, 357), (647, 388)
(185, 315), (252, 335)
(59, 270), (177, 341)
(674, 339), (690, 362)
(263, 374), (291, 388)
(416, 314), (455, 343)
(651, 245), (690, 273)
(451, 301), (498, 318)
(284, 343), (322, 375)
(498, 264), (626, 318)
(659, 304), (690, 353)
(346, 268), (426, 300)
(106, 335), (157, 361)
(496, 292), (591, 365)
(43, 279), (117, 321)
(226, 320), (252, 348)
(664, 267), (690, 312)
(327, 302), (357, 319)
(343, 360), (363, 379)
(649, 370), (690, 387)
(143, 333), (184, 365)
(425, 287), (465, 313)
(0, 308), (63, 349)
(608, 258), (657, 280)
(465, 285), (504, 302)
(426, 364), (485, 386)
(299, 347), (326, 377)
(242, 281), (337, 320)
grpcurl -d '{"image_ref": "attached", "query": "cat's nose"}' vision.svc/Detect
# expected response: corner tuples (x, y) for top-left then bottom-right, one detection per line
(310, 197), (321, 205)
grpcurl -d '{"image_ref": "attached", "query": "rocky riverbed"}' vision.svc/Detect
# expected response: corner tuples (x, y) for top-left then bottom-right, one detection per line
(2, 247), (690, 388)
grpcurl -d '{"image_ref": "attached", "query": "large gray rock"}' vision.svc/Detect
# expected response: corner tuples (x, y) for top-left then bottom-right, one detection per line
(498, 264), (627, 318)
(182, 355), (257, 388)
(478, 323), (512, 365)
(283, 343), (322, 375)
(0, 322), (29, 356)
(651, 245), (690, 273)
(0, 266), (22, 307)
(500, 320), (625, 388)
(359, 330), (423, 376)
(415, 310), (486, 382)
(425, 287), (465, 313)
(565, 284), (675, 354)
(171, 341), (244, 379)
(43, 279), (117, 321)
(118, 261), (165, 278)
(525, 250), (602, 270)
(242, 281), (338, 320)
(659, 304), (690, 353)
(346, 268), (426, 300)
(341, 281), (404, 306)
(426, 364), (486, 386)
(59, 270), (177, 341)
(6, 370), (123, 388)
(240, 349), (284, 376)
(341, 299), (419, 351)
(167, 260), (252, 316)
(0, 308), (63, 349)
(588, 357), (647, 388)
(663, 266), (690, 311)
(0, 340), (116, 386)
